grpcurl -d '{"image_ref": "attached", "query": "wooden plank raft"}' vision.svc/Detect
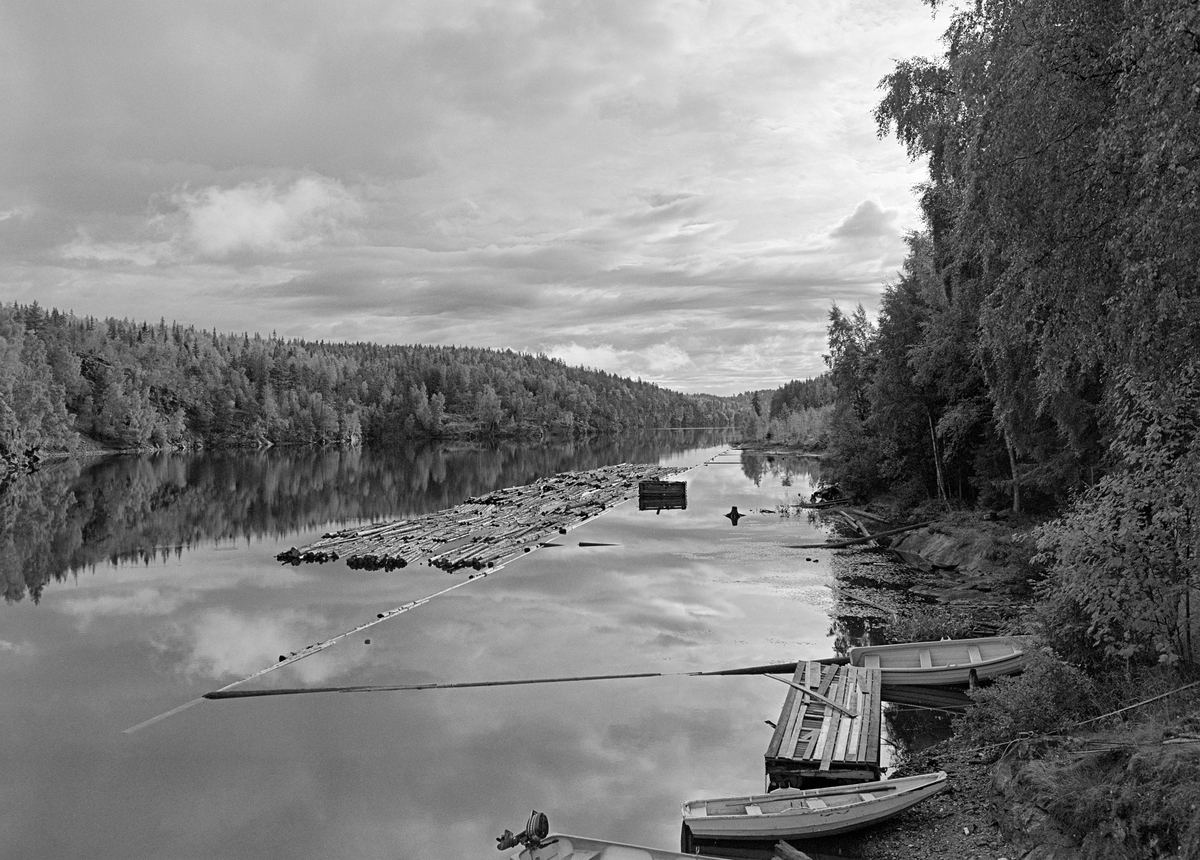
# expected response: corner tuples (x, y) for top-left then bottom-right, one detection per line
(276, 463), (687, 572)
(765, 661), (882, 789)
(637, 480), (687, 511)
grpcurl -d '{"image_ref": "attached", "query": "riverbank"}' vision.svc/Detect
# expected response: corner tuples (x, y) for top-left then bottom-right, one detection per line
(813, 506), (1200, 860)
(830, 510), (1032, 860)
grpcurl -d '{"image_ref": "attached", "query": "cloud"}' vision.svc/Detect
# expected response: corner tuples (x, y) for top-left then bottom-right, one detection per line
(829, 199), (900, 241)
(545, 341), (693, 380)
(165, 176), (363, 260)
(4, 1), (945, 394)
(60, 234), (172, 266)
(58, 176), (363, 266)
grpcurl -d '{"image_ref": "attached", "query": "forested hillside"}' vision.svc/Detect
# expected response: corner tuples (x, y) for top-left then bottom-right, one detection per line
(735, 375), (836, 450)
(823, 0), (1199, 668)
(0, 302), (736, 470)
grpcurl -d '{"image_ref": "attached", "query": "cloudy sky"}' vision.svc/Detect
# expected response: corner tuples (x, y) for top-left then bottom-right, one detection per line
(1, 0), (943, 395)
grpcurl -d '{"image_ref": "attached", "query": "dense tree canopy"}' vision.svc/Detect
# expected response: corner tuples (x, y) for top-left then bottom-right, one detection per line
(0, 302), (736, 472)
(822, 0), (1200, 666)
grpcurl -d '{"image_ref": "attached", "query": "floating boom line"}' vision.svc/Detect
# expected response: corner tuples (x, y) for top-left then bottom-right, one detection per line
(200, 661), (848, 700)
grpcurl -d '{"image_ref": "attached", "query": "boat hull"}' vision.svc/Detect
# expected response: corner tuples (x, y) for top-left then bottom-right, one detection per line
(848, 636), (1033, 687)
(681, 772), (947, 840)
(518, 833), (721, 860)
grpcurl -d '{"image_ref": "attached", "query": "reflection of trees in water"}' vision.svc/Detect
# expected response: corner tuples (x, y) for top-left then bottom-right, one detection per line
(738, 451), (821, 494)
(1, 429), (729, 604)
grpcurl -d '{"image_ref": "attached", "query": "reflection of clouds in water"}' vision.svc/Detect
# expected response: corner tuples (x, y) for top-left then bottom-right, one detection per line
(161, 608), (368, 684)
(56, 587), (189, 628)
(0, 639), (34, 655)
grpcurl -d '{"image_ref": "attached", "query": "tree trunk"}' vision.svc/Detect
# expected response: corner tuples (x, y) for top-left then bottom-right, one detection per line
(1006, 439), (1022, 514)
(927, 409), (948, 503)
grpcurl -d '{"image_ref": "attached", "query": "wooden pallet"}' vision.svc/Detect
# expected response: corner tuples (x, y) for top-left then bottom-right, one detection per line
(765, 661), (882, 789)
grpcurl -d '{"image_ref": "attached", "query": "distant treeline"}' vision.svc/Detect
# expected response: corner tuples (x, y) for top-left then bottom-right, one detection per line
(0, 302), (737, 468)
(735, 375), (836, 451)
(821, 0), (1200, 669)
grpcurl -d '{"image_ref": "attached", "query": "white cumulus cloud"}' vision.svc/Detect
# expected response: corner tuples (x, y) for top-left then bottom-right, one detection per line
(546, 341), (693, 381)
(168, 176), (363, 259)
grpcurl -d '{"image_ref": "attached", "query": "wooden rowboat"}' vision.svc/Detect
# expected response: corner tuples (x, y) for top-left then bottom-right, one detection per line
(848, 636), (1034, 687)
(512, 833), (722, 859)
(681, 772), (947, 840)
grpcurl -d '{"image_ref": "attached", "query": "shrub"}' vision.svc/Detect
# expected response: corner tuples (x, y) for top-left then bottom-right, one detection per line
(884, 608), (981, 644)
(955, 650), (1098, 749)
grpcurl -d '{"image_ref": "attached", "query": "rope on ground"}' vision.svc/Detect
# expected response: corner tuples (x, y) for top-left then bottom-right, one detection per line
(955, 678), (1200, 757)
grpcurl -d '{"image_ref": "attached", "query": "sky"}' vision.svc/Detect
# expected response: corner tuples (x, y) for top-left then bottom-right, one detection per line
(1, 0), (945, 396)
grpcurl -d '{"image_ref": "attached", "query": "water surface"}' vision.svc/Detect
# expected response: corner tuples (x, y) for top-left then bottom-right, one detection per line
(1, 433), (850, 860)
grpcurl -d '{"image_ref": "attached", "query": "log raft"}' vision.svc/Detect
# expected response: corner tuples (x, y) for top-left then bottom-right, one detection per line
(276, 463), (688, 571)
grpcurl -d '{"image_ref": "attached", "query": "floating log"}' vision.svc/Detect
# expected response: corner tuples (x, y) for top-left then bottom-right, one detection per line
(843, 507), (889, 524)
(202, 658), (853, 700)
(837, 510), (872, 539)
(836, 589), (898, 620)
(784, 521), (933, 550)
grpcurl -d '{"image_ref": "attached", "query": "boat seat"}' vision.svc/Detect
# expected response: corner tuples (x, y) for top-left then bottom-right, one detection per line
(968, 645), (983, 664)
(745, 805), (763, 816)
(919, 649), (933, 668)
(806, 799), (828, 809)
(861, 655), (880, 669)
(858, 793), (876, 801)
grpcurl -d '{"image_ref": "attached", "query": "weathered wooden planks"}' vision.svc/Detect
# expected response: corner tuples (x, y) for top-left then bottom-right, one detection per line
(277, 463), (687, 571)
(766, 662), (882, 789)
(637, 480), (687, 511)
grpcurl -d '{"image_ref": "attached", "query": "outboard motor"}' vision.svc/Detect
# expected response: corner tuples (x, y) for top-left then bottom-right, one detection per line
(496, 810), (551, 851)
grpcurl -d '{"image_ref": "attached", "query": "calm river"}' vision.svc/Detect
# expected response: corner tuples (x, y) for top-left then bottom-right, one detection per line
(1, 431), (864, 860)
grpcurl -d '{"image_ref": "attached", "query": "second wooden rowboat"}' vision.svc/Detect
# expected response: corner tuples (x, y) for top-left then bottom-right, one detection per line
(848, 635), (1034, 687)
(681, 772), (947, 840)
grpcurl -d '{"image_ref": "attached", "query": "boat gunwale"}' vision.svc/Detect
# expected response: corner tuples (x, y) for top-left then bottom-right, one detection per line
(681, 771), (947, 821)
(681, 773), (948, 840)
(847, 636), (1033, 677)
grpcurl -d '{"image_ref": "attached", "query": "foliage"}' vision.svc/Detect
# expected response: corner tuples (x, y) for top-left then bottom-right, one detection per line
(855, 0), (1200, 514)
(955, 650), (1099, 750)
(882, 607), (985, 644)
(824, 0), (1200, 671)
(768, 375), (835, 419)
(1035, 366), (1200, 667)
(0, 302), (738, 454)
(767, 404), (833, 450)
(733, 376), (835, 447)
(0, 306), (75, 474)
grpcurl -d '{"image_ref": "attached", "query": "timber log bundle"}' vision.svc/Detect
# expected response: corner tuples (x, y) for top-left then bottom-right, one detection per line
(277, 463), (687, 572)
